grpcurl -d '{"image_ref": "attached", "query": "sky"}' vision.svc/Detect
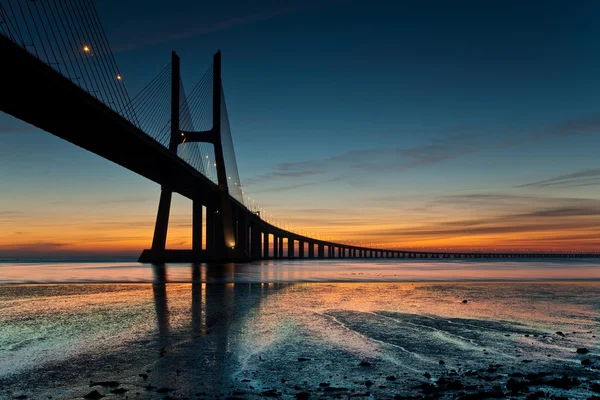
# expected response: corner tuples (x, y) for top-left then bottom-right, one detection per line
(1, 0), (600, 258)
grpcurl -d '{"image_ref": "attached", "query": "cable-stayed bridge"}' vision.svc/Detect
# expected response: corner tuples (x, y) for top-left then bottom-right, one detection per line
(1, 1), (597, 262)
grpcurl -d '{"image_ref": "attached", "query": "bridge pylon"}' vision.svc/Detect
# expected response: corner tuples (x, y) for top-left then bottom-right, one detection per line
(140, 51), (241, 263)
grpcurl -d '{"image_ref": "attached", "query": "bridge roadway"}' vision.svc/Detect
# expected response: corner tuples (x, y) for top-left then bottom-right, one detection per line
(1, 34), (598, 261)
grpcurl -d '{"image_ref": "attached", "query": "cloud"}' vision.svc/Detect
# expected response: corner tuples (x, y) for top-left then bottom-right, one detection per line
(244, 169), (321, 185)
(244, 112), (600, 192)
(245, 134), (480, 187)
(517, 169), (600, 189)
(255, 175), (346, 193)
(360, 192), (600, 241)
(545, 116), (600, 137)
(0, 210), (25, 222)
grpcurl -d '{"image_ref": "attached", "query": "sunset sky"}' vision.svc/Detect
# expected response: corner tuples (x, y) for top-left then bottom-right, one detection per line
(1, 0), (600, 258)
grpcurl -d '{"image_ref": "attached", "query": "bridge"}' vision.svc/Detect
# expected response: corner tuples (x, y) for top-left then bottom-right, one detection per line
(1, 1), (597, 262)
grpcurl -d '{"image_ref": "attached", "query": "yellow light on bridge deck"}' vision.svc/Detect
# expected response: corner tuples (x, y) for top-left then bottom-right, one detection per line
(205, 155), (209, 158)
(116, 75), (122, 80)
(83, 45), (90, 53)
(181, 132), (184, 136)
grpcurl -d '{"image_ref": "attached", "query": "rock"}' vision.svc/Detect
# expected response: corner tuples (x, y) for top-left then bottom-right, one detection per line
(576, 348), (589, 354)
(386, 375), (397, 381)
(364, 380), (373, 387)
(546, 375), (580, 389)
(323, 387), (349, 392)
(555, 331), (565, 337)
(590, 383), (600, 393)
(359, 361), (372, 367)
(138, 373), (148, 380)
(14, 396), (28, 400)
(439, 360), (445, 365)
(295, 392), (310, 399)
(281, 378), (286, 383)
(260, 389), (281, 397)
(156, 388), (175, 393)
(415, 382), (440, 394)
(506, 378), (528, 392)
(241, 379), (251, 382)
(582, 359), (592, 366)
(462, 300), (468, 304)
(521, 359), (533, 363)
(318, 382), (330, 387)
(110, 388), (128, 394)
(83, 391), (104, 399)
(423, 372), (431, 379)
(297, 357), (310, 362)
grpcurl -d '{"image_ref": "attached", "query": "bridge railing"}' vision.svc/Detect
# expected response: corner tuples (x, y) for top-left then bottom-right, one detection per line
(0, 0), (138, 125)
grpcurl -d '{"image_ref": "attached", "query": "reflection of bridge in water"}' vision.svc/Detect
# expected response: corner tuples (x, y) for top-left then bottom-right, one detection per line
(1, 2), (597, 261)
(149, 264), (290, 392)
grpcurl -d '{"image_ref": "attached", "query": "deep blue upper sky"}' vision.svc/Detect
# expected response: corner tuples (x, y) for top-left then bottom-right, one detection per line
(1, 0), (600, 256)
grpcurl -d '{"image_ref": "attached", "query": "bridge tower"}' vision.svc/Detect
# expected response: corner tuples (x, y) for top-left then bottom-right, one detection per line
(146, 51), (240, 262)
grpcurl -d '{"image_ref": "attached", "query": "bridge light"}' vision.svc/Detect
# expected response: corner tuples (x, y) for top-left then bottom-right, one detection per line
(180, 132), (184, 136)
(83, 45), (90, 53)
(205, 155), (209, 158)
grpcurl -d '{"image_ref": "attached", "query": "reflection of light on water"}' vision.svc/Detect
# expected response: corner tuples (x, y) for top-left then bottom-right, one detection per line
(201, 283), (206, 334)
(2, 259), (600, 284)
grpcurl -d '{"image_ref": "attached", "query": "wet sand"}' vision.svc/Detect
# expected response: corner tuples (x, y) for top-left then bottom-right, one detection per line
(1, 269), (599, 399)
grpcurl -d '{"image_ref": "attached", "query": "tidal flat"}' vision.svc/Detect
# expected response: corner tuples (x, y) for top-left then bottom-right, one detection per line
(0, 261), (599, 399)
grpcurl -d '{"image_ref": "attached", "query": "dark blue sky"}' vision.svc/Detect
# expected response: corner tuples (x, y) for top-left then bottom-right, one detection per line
(1, 0), (600, 256)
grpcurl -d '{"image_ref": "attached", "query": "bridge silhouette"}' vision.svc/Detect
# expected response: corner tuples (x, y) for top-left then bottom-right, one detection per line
(1, 1), (597, 262)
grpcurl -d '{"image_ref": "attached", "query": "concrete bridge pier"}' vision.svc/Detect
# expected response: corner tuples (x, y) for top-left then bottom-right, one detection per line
(273, 236), (279, 258)
(279, 237), (284, 258)
(263, 232), (270, 259)
(250, 225), (262, 260)
(309, 243), (315, 258)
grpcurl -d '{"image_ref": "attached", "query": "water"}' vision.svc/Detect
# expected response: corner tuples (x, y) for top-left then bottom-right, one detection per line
(1, 260), (599, 399)
(2, 258), (600, 283)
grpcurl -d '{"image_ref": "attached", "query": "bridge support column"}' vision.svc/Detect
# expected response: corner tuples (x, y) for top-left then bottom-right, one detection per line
(151, 188), (172, 252)
(206, 206), (226, 258)
(299, 241), (305, 258)
(273, 236), (279, 258)
(288, 238), (294, 258)
(192, 200), (203, 251)
(318, 244), (325, 259)
(308, 242), (315, 258)
(251, 225), (262, 260)
(263, 232), (270, 258)
(279, 237), (284, 258)
(236, 210), (249, 259)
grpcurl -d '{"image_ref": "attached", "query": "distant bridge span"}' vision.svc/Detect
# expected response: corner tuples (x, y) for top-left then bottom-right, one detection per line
(0, 15), (597, 261)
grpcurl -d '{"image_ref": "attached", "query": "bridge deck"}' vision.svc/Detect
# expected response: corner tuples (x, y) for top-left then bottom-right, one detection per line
(0, 35), (219, 206)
